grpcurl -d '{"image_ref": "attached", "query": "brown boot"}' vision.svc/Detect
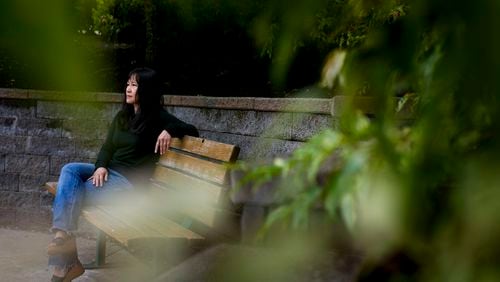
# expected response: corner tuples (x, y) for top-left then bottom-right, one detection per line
(51, 259), (85, 282)
(47, 236), (76, 256)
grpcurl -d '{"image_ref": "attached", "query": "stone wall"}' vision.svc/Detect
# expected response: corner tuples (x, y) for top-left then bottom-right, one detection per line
(0, 88), (336, 230)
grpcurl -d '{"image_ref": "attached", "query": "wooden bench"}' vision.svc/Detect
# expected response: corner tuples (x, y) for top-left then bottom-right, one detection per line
(44, 136), (240, 273)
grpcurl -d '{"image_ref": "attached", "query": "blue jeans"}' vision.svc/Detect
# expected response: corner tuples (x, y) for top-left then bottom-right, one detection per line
(49, 162), (133, 268)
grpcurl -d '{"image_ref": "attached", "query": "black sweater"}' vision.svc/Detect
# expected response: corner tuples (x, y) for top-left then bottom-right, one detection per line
(95, 109), (198, 186)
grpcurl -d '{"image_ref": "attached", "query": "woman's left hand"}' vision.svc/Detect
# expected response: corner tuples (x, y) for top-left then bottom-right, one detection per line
(155, 130), (171, 155)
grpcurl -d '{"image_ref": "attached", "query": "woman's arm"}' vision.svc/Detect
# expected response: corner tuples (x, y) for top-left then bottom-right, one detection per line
(91, 113), (121, 186)
(155, 110), (199, 154)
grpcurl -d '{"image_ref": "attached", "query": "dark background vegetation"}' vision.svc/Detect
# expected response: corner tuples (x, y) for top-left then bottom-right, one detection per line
(0, 0), (399, 97)
(0, 0), (329, 97)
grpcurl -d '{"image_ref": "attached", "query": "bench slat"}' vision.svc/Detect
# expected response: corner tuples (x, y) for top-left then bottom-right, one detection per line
(152, 165), (222, 205)
(158, 150), (228, 185)
(148, 183), (218, 227)
(152, 166), (227, 227)
(170, 136), (239, 162)
(104, 204), (204, 240)
(83, 205), (204, 247)
(82, 207), (149, 246)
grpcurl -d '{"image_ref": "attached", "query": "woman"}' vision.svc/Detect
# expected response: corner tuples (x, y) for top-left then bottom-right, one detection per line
(47, 68), (198, 281)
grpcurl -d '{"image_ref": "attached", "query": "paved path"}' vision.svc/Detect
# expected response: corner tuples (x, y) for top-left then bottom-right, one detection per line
(0, 227), (151, 282)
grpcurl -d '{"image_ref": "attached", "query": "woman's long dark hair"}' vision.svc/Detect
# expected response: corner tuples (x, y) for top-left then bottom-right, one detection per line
(118, 67), (164, 134)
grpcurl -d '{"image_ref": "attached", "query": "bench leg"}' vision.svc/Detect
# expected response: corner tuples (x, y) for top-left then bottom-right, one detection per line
(83, 229), (107, 269)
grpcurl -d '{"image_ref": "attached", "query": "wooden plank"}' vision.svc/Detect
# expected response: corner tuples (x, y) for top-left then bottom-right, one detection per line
(158, 150), (228, 185)
(82, 207), (147, 246)
(82, 205), (204, 247)
(152, 165), (222, 206)
(148, 182), (218, 227)
(151, 166), (226, 227)
(100, 204), (204, 240)
(170, 136), (239, 162)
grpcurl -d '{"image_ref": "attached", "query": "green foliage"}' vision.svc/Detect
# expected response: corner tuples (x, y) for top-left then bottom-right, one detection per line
(238, 0), (500, 280)
(0, 0), (106, 91)
(91, 0), (145, 41)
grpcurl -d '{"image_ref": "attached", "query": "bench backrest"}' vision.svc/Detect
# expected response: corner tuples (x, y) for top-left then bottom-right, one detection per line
(150, 136), (240, 230)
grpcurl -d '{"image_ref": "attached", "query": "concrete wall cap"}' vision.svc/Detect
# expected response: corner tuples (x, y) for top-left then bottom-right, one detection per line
(0, 88), (331, 114)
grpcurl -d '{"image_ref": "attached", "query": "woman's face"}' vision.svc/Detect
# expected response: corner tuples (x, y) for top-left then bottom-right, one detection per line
(126, 75), (139, 107)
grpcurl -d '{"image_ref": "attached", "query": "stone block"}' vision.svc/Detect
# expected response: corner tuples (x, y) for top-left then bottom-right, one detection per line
(97, 102), (121, 120)
(0, 192), (10, 207)
(183, 108), (238, 133)
(49, 156), (91, 176)
(0, 136), (27, 154)
(40, 191), (54, 208)
(75, 138), (102, 158)
(62, 119), (108, 139)
(0, 116), (17, 136)
(168, 107), (210, 131)
(226, 134), (299, 159)
(96, 121), (112, 140)
(291, 113), (333, 141)
(19, 174), (50, 192)
(0, 207), (16, 226)
(222, 110), (257, 135)
(252, 112), (292, 139)
(5, 155), (49, 174)
(15, 118), (62, 137)
(36, 101), (109, 120)
(199, 131), (251, 158)
(172, 107), (292, 139)
(207, 109), (232, 133)
(255, 138), (303, 159)
(25, 136), (75, 156)
(0, 99), (35, 118)
(0, 173), (19, 191)
(49, 156), (70, 176)
(197, 109), (277, 137)
(200, 131), (302, 160)
(9, 192), (39, 208)
(0, 154), (4, 171)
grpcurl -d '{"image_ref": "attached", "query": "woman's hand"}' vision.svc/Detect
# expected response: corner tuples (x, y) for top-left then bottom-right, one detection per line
(90, 167), (108, 187)
(155, 130), (171, 155)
